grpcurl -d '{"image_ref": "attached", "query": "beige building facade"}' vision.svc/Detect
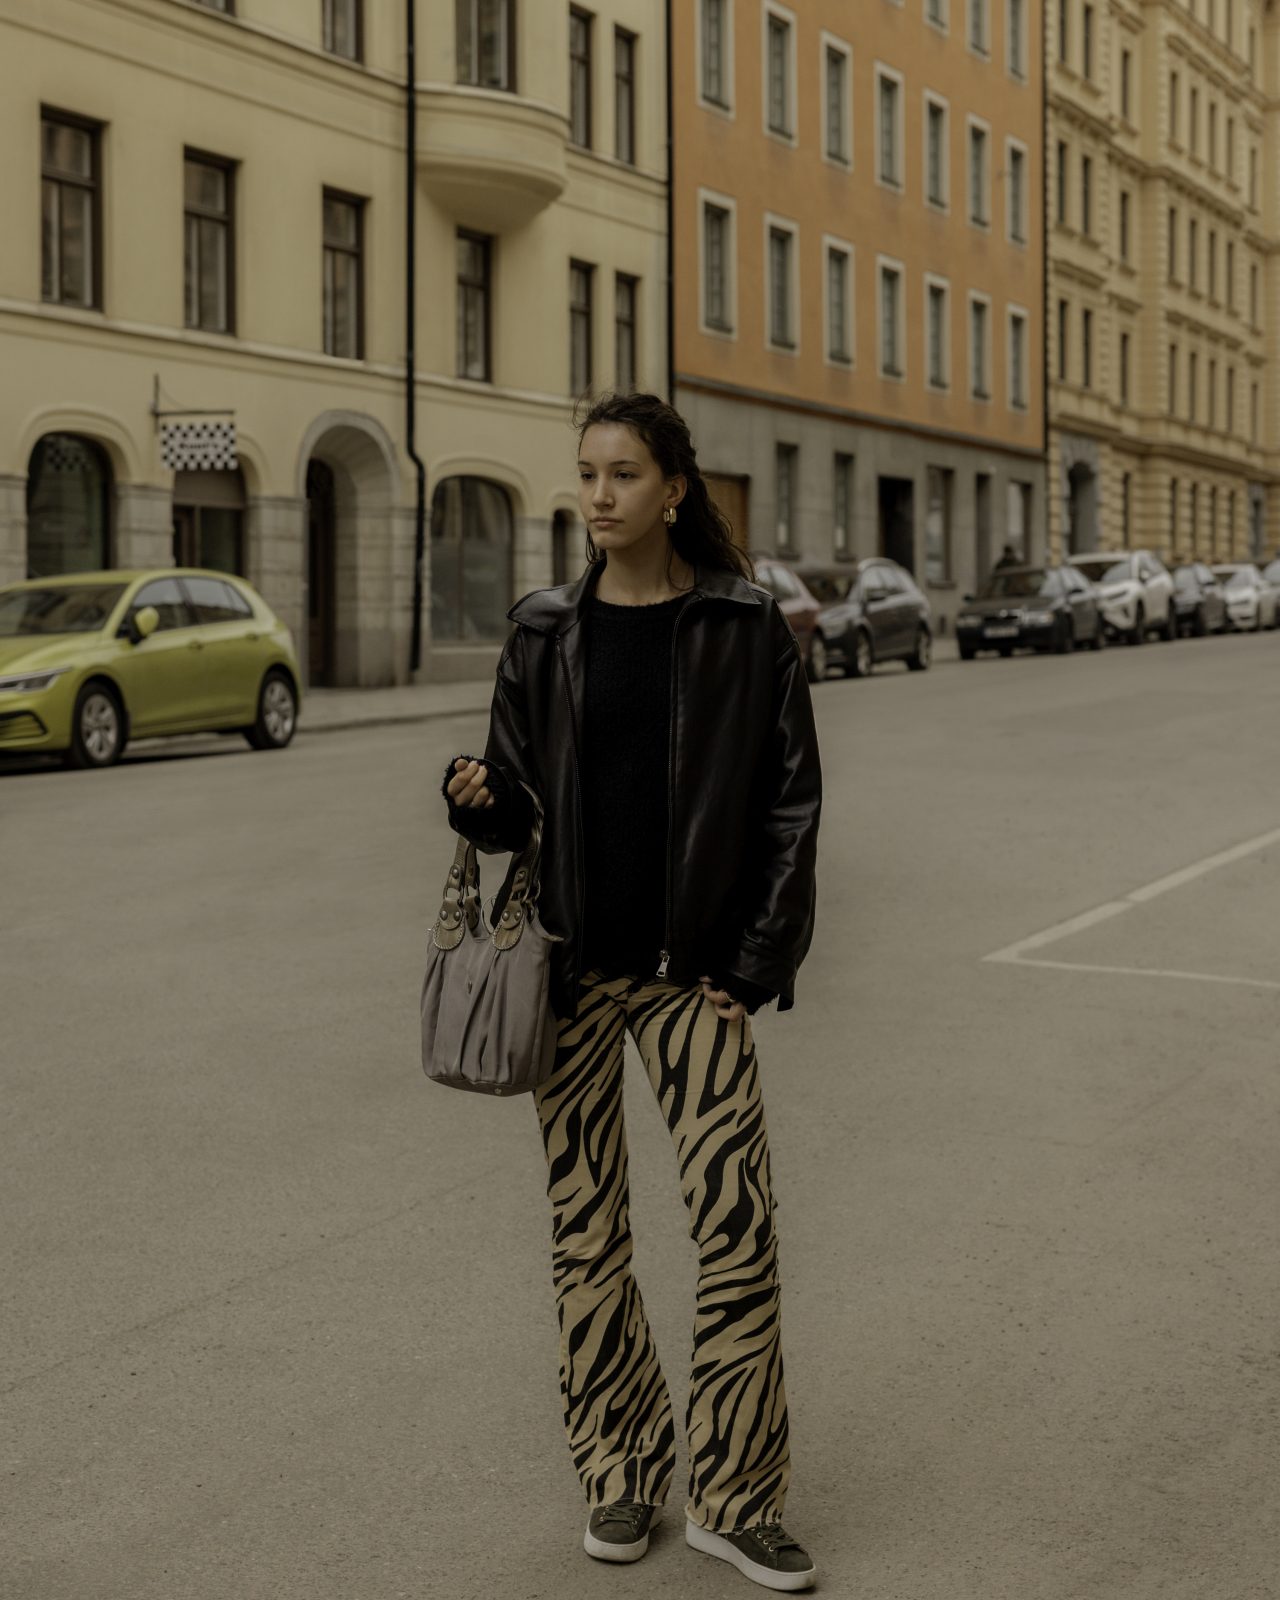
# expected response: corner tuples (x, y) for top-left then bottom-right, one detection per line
(0, 0), (667, 686)
(1047, 0), (1277, 562)
(674, 0), (1046, 635)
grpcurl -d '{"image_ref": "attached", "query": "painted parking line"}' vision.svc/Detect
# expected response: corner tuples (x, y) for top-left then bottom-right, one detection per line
(984, 823), (1280, 990)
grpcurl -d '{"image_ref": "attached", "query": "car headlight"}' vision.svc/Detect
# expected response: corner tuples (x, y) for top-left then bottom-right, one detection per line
(0, 667), (70, 693)
(1024, 610), (1056, 625)
(957, 613), (982, 627)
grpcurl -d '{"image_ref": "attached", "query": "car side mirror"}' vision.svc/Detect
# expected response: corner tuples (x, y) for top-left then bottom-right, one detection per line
(132, 606), (160, 643)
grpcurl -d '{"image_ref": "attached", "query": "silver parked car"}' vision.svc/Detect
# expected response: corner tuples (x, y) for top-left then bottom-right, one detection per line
(1212, 563), (1280, 631)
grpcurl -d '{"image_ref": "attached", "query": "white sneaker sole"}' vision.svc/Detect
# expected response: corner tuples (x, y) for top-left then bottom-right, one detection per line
(685, 1519), (817, 1592)
(583, 1508), (660, 1563)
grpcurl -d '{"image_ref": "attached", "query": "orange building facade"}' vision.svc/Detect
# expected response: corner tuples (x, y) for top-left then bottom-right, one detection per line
(674, 0), (1046, 630)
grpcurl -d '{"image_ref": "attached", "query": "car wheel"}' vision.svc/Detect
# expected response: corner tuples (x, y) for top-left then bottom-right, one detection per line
(1089, 617), (1106, 650)
(67, 681), (127, 770)
(244, 670), (298, 750)
(1162, 607), (1178, 642)
(906, 627), (932, 671)
(1128, 604), (1145, 646)
(1193, 606), (1208, 637)
(1052, 616), (1073, 654)
(997, 643), (1015, 658)
(848, 629), (874, 678)
(959, 645), (976, 661)
(805, 632), (828, 683)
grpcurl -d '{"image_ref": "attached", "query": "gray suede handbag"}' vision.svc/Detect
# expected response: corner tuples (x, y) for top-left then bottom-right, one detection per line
(420, 785), (563, 1096)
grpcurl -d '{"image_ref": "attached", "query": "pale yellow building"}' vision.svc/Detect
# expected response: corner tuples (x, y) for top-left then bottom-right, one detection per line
(0, 0), (667, 685)
(674, 0), (1046, 633)
(1047, 0), (1277, 561)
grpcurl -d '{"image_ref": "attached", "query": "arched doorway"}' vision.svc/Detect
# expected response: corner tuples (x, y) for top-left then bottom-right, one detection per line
(26, 433), (112, 576)
(1067, 462), (1097, 554)
(430, 477), (514, 642)
(172, 467), (246, 573)
(306, 459), (337, 687)
(551, 508), (577, 585)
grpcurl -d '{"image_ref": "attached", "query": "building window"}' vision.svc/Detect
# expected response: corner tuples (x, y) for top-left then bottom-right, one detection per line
(927, 0), (947, 27)
(1080, 153), (1092, 236)
(1081, 307), (1092, 388)
(1168, 206), (1178, 280)
(1209, 102), (1217, 169)
(775, 443), (797, 552)
(927, 278), (949, 389)
(968, 121), (989, 226)
(615, 272), (638, 390)
(1170, 71), (1179, 141)
(1057, 0), (1068, 61)
(1227, 116), (1235, 181)
(457, 230), (492, 381)
(184, 153), (234, 333)
(879, 261), (904, 377)
(1208, 229), (1218, 300)
(700, 0), (729, 106)
(1188, 217), (1198, 290)
(1190, 87), (1199, 155)
(1121, 472), (1132, 546)
(824, 40), (851, 165)
(926, 98), (948, 208)
(457, 0), (514, 90)
(766, 10), (794, 138)
(970, 295), (990, 398)
(877, 70), (902, 187)
(1170, 478), (1179, 550)
(1008, 0), (1026, 75)
(1058, 298), (1069, 381)
(1056, 140), (1068, 224)
(1168, 343), (1177, 414)
(969, 0), (989, 53)
(1008, 309), (1027, 408)
(1119, 190), (1131, 262)
(40, 111), (101, 309)
(833, 453), (854, 557)
(1189, 350), (1198, 420)
(768, 224), (796, 349)
(570, 260), (594, 393)
(925, 467), (953, 584)
(1120, 47), (1132, 119)
(322, 0), (361, 61)
(1226, 240), (1235, 310)
(1227, 366), (1235, 434)
(25, 433), (111, 577)
(1208, 359), (1217, 427)
(1007, 142), (1026, 242)
(1119, 330), (1130, 405)
(702, 200), (732, 331)
(1249, 147), (1258, 209)
(1082, 3), (1094, 78)
(570, 9), (593, 148)
(614, 27), (636, 164)
(1252, 383), (1259, 443)
(192, 0), (233, 9)
(1250, 261), (1259, 325)
(826, 245), (852, 363)
(430, 476), (514, 642)
(322, 191), (363, 359)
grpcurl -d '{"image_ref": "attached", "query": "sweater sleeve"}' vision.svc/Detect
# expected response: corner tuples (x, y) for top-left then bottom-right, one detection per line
(438, 629), (538, 855)
(709, 970), (777, 1016)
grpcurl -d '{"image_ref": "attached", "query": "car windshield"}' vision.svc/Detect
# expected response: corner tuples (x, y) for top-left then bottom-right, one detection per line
(1262, 560), (1280, 584)
(803, 573), (855, 604)
(1173, 568), (1200, 591)
(1073, 558), (1130, 585)
(978, 569), (1055, 598)
(0, 584), (126, 637)
(1221, 569), (1254, 592)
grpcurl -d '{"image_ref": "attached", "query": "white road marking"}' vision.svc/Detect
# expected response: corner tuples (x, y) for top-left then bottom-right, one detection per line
(983, 823), (1280, 989)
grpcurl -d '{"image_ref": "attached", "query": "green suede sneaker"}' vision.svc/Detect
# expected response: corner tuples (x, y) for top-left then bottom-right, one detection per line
(584, 1500), (660, 1563)
(686, 1518), (817, 1592)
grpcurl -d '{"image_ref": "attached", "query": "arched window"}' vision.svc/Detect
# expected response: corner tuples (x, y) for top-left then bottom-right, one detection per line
(26, 433), (111, 577)
(430, 476), (513, 642)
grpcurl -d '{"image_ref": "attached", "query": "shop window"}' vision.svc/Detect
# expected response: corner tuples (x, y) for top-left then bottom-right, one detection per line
(430, 476), (514, 642)
(26, 432), (111, 577)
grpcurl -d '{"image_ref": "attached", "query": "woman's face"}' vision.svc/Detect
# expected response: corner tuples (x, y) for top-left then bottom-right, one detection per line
(577, 423), (684, 555)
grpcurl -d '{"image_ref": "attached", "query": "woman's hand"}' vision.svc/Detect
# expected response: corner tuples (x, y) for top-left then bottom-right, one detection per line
(446, 757), (496, 809)
(699, 976), (746, 1024)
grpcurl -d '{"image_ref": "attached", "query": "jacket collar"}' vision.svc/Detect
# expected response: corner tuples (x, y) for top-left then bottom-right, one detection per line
(508, 558), (762, 636)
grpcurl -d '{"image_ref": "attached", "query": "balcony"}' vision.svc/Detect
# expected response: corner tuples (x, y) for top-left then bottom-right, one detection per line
(418, 85), (568, 233)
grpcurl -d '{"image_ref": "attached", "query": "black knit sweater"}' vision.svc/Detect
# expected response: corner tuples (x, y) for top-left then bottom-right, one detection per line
(443, 594), (775, 1015)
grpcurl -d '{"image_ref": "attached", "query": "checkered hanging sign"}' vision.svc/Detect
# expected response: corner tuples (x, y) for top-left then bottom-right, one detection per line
(160, 419), (238, 471)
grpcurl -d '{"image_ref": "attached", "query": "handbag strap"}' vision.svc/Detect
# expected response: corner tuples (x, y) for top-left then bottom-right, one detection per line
(432, 834), (481, 951)
(432, 781), (545, 953)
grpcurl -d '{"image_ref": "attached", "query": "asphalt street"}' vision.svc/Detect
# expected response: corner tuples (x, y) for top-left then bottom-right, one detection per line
(4, 632), (1279, 1600)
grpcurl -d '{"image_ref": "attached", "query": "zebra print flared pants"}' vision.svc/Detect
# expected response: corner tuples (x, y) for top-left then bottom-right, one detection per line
(532, 970), (791, 1532)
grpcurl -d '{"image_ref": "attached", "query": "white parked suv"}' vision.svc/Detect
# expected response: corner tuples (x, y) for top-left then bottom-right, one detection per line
(1067, 551), (1177, 644)
(1211, 563), (1280, 631)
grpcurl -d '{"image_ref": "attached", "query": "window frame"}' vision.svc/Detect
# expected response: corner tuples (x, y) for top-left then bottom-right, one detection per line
(968, 0), (990, 57)
(321, 186), (365, 360)
(321, 0), (363, 63)
(698, 188), (738, 337)
(823, 235), (855, 367)
(613, 26), (637, 165)
(924, 272), (951, 391)
(967, 115), (992, 230)
(820, 32), (853, 169)
(183, 147), (237, 336)
(968, 290), (992, 401)
(1006, 137), (1028, 244)
(877, 254), (907, 380)
(875, 63), (906, 192)
(569, 257), (595, 395)
(456, 228), (493, 383)
(456, 0), (516, 91)
(40, 106), (104, 312)
(614, 271), (639, 390)
(763, 2), (799, 145)
(1007, 304), (1029, 410)
(569, 7), (594, 150)
(1007, 0), (1026, 77)
(764, 212), (801, 353)
(698, 0), (734, 113)
(924, 92), (950, 212)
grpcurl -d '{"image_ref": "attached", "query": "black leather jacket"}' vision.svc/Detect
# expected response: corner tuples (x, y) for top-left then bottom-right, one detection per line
(445, 559), (822, 1023)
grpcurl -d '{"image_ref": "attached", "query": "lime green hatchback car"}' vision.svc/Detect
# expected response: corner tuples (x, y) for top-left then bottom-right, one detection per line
(0, 569), (302, 768)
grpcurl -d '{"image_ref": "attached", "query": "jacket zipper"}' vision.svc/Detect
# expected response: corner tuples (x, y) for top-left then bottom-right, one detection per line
(555, 634), (588, 1000)
(657, 591), (700, 980)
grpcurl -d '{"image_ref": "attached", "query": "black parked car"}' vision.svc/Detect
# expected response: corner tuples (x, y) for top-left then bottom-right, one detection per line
(1171, 562), (1228, 636)
(955, 565), (1105, 658)
(795, 559), (932, 676)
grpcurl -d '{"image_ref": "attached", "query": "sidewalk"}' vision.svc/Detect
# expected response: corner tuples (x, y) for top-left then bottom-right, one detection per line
(298, 636), (961, 735)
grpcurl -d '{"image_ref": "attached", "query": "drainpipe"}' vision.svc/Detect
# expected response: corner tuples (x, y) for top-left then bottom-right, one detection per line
(406, 0), (428, 676)
(1041, 11), (1051, 564)
(664, 0), (675, 404)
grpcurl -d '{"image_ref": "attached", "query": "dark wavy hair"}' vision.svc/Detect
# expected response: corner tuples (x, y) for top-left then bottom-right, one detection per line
(574, 391), (754, 581)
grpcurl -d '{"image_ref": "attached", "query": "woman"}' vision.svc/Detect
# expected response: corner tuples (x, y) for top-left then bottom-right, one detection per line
(442, 392), (822, 1592)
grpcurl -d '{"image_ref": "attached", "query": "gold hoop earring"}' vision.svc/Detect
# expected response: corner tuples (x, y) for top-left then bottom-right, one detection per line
(663, 506), (677, 526)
